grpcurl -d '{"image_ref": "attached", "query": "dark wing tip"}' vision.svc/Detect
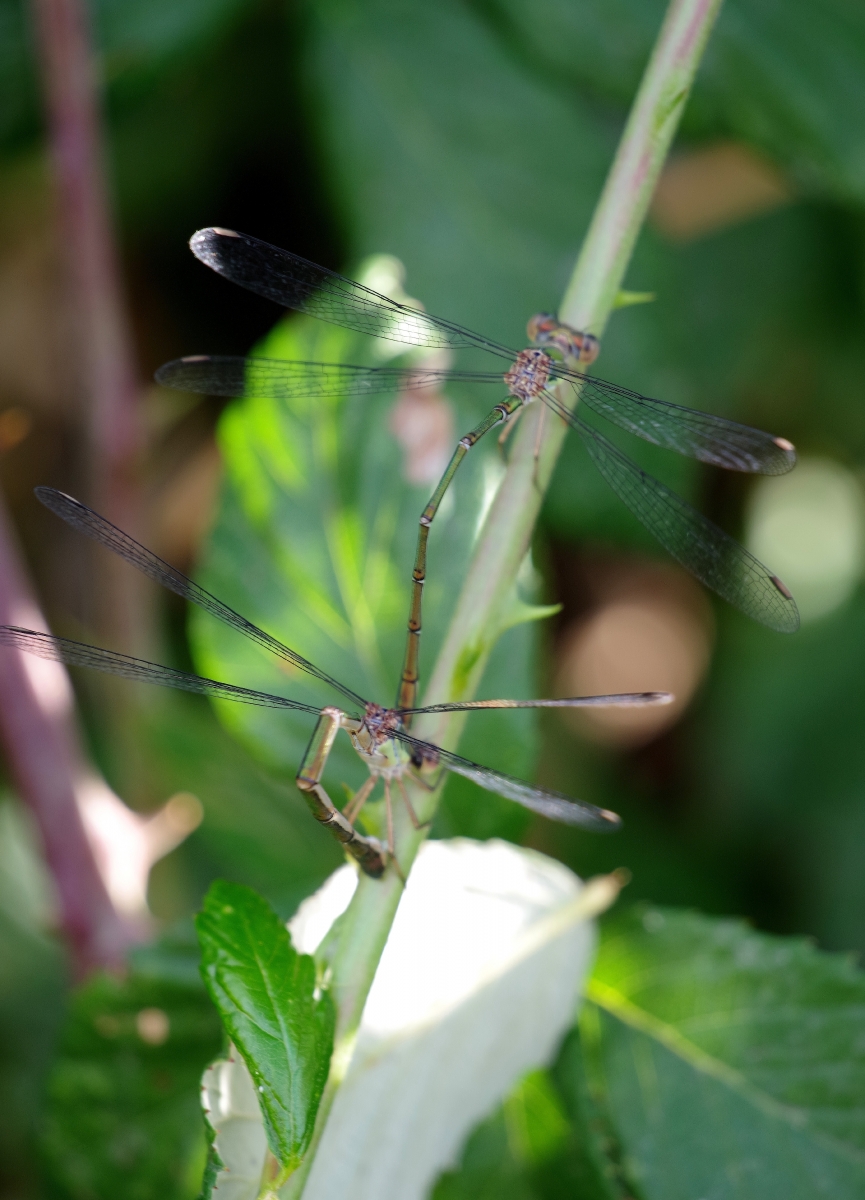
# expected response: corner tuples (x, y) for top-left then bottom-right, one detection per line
(589, 691), (674, 706)
(34, 485), (79, 514)
(770, 574), (793, 601)
(154, 356), (211, 386)
(767, 576), (800, 632)
(190, 226), (239, 245)
(771, 436), (797, 473)
(552, 799), (622, 832)
(189, 227), (241, 266)
(559, 691), (675, 708)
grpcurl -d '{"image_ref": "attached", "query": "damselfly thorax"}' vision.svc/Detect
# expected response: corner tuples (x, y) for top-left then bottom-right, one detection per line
(347, 704), (414, 780)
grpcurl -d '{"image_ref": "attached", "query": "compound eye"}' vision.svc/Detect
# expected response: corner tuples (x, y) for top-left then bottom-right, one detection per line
(526, 312), (555, 344)
(579, 333), (600, 364)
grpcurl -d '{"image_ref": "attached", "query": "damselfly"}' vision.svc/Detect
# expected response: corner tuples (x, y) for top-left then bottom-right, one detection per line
(157, 228), (799, 716)
(1, 488), (672, 878)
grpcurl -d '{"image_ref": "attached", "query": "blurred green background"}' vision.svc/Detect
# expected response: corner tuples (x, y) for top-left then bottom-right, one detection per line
(1, 0), (865, 1194)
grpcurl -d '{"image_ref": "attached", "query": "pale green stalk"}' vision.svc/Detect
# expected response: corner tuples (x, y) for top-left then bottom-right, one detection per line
(282, 1), (723, 1193)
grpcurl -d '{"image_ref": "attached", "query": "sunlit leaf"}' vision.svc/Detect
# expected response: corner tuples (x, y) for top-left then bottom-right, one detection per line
(190, 263), (543, 849)
(195, 881), (335, 1171)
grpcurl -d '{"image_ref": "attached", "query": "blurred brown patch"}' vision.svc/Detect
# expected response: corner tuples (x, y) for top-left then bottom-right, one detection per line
(136, 1007), (170, 1046)
(0, 408), (32, 453)
(389, 383), (454, 487)
(554, 560), (713, 748)
(651, 142), (793, 242)
(150, 435), (223, 568)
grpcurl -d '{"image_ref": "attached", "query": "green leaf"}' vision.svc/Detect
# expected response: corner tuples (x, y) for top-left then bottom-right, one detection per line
(501, 1070), (572, 1169)
(304, 0), (610, 340)
(432, 1071), (569, 1200)
(195, 881), (335, 1171)
(494, 552), (562, 637)
(198, 1107), (223, 1200)
(40, 929), (223, 1200)
(495, 598), (562, 637)
(691, 597), (865, 954)
(191, 269), (542, 850)
(431, 1065), (614, 1195)
(139, 695), (342, 916)
(580, 906), (865, 1199)
(0, 797), (67, 1190)
(613, 289), (655, 309)
(94, 0), (250, 81)
(550, 1029), (626, 1200)
(484, 0), (865, 204)
(0, 0), (40, 149)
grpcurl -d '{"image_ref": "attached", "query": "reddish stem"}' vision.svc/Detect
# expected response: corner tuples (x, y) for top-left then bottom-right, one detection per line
(30, 0), (143, 507)
(0, 495), (134, 974)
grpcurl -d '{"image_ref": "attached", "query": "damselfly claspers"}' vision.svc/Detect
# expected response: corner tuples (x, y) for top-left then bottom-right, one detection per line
(157, 228), (800, 716)
(0, 488), (672, 878)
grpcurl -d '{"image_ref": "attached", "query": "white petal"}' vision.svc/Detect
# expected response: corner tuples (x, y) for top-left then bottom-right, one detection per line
(300, 838), (609, 1200)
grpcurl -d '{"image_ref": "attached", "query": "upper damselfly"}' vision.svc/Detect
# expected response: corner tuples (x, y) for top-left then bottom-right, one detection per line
(1, 488), (672, 878)
(157, 228), (799, 716)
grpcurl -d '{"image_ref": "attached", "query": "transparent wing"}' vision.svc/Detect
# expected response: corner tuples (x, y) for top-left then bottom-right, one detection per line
(0, 627), (323, 715)
(402, 691), (673, 715)
(190, 228), (514, 358)
(35, 487), (368, 708)
(395, 730), (620, 832)
(550, 369), (796, 475)
(543, 405), (799, 633)
(155, 355), (503, 400)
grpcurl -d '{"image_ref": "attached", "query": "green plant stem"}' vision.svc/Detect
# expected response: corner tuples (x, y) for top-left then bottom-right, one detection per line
(418, 0), (723, 751)
(284, 0), (723, 1192)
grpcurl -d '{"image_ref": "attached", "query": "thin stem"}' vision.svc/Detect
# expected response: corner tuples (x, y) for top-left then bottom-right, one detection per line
(30, 0), (149, 656)
(558, 0), (722, 333)
(287, 0), (723, 1191)
(0, 494), (135, 974)
(419, 0), (722, 748)
(30, 0), (142, 497)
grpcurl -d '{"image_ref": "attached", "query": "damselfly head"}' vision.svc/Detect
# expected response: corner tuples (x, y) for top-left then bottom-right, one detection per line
(527, 313), (600, 365)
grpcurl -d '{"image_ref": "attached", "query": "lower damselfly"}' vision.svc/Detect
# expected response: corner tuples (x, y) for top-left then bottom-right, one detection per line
(2, 488), (672, 878)
(156, 228), (799, 716)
